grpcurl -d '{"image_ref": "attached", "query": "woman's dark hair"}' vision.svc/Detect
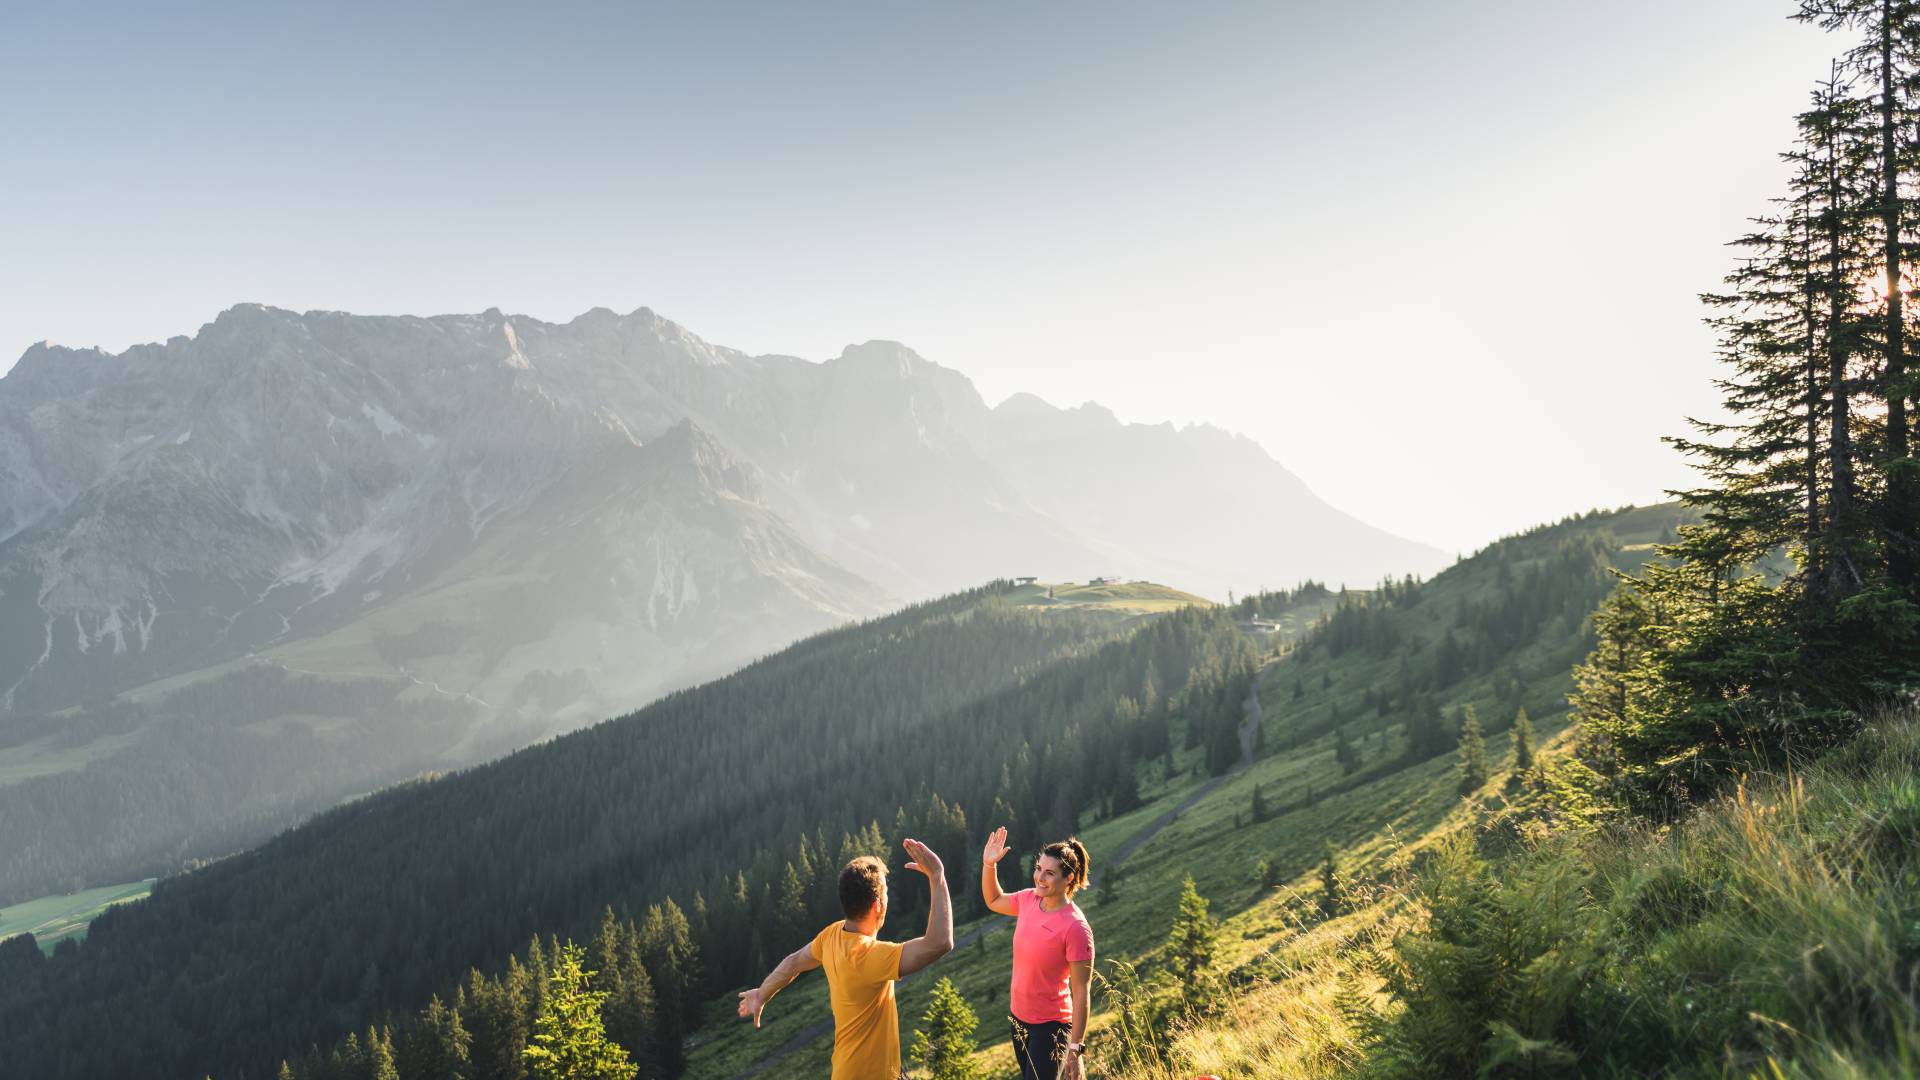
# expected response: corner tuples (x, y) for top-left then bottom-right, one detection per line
(1038, 837), (1091, 894)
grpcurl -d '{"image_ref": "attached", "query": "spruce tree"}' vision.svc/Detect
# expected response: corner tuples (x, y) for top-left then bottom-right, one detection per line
(1403, 696), (1450, 762)
(367, 1027), (399, 1080)
(1456, 705), (1489, 796)
(1318, 843), (1345, 919)
(400, 995), (472, 1080)
(1166, 875), (1217, 1009)
(1797, 0), (1920, 588)
(1334, 724), (1358, 775)
(638, 898), (701, 1073)
(908, 977), (984, 1080)
(1435, 629), (1464, 686)
(1574, 45), (1920, 811)
(522, 943), (637, 1080)
(1206, 704), (1241, 775)
(590, 910), (656, 1073)
(1510, 706), (1535, 773)
(1262, 856), (1284, 889)
(467, 968), (528, 1080)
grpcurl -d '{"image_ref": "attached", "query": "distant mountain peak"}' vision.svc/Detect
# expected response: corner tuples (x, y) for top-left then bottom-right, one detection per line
(831, 340), (930, 379)
(993, 391), (1060, 416)
(641, 418), (763, 501)
(1069, 400), (1120, 426)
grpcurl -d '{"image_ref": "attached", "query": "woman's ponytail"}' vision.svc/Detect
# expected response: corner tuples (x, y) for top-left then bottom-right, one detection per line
(1066, 837), (1090, 892)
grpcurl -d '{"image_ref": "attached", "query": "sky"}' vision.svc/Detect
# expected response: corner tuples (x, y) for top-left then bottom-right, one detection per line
(0, 1), (1844, 554)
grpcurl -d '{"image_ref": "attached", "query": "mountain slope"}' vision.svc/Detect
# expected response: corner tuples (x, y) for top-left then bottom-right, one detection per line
(974, 393), (1444, 598)
(0, 303), (1444, 905)
(2, 507), (1662, 1080)
(0, 581), (1249, 1079)
(680, 502), (1693, 1078)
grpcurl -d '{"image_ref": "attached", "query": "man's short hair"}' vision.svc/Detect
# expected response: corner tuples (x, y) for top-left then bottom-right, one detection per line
(838, 856), (887, 918)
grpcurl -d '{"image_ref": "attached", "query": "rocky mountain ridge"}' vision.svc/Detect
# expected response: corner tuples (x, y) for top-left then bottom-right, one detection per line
(0, 302), (1444, 901)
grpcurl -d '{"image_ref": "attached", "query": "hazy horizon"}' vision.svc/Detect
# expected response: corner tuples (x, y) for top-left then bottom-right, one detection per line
(2, 1), (1840, 552)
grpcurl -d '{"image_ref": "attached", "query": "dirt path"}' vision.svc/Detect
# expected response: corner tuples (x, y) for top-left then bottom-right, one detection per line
(733, 661), (1276, 1077)
(1101, 660), (1266, 870)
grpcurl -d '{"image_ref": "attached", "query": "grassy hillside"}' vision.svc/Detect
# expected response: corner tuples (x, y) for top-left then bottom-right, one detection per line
(683, 505), (1691, 1078)
(905, 499), (1910, 1080)
(0, 581), (1259, 1080)
(11, 504), (1776, 1080)
(1096, 705), (1920, 1079)
(1006, 580), (1214, 614)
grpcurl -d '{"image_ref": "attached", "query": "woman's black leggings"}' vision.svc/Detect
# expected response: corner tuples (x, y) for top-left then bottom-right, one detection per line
(1010, 1017), (1070, 1080)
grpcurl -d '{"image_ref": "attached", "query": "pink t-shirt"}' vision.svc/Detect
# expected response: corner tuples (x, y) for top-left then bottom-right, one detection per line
(1008, 888), (1095, 1025)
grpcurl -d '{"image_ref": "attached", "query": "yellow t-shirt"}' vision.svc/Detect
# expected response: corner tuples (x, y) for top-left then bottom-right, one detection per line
(810, 921), (906, 1080)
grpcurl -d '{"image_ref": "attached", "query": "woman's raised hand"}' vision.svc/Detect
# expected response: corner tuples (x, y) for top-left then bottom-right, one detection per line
(982, 825), (1010, 867)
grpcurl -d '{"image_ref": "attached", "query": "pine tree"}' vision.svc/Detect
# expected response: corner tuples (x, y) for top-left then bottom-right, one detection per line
(524, 938), (549, 1031)
(1318, 843), (1345, 919)
(1334, 724), (1358, 775)
(1205, 704), (1241, 775)
(522, 943), (637, 1080)
(1797, 0), (1920, 589)
(1250, 781), (1268, 823)
(1510, 706), (1535, 773)
(367, 1026), (399, 1080)
(1435, 629), (1464, 686)
(638, 898), (701, 1074)
(1166, 875), (1216, 1009)
(1676, 68), (1875, 589)
(1456, 705), (1488, 796)
(1403, 696), (1450, 762)
(908, 977), (984, 1080)
(590, 910), (656, 1073)
(773, 860), (810, 950)
(1593, 15), (1920, 815)
(466, 967), (528, 1080)
(400, 995), (472, 1080)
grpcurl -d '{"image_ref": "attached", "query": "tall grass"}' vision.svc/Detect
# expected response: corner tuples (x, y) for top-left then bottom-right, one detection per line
(1094, 707), (1920, 1079)
(1087, 878), (1414, 1080)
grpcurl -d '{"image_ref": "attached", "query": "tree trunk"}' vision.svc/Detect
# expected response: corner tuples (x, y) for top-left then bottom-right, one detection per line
(1826, 90), (1861, 593)
(1881, 2), (1915, 588)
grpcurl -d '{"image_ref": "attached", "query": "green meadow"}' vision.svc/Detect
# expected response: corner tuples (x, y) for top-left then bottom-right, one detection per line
(0, 879), (154, 955)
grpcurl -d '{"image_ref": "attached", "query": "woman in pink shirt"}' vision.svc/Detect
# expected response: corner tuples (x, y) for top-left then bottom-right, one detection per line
(982, 826), (1095, 1080)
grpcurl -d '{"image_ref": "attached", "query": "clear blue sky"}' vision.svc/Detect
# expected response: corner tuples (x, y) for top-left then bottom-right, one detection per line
(0, 1), (1841, 553)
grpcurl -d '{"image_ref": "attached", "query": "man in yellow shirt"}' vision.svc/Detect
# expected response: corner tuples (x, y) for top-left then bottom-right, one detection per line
(736, 838), (953, 1079)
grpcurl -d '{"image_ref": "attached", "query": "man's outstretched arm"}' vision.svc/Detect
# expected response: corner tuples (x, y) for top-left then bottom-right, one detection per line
(736, 942), (822, 1028)
(897, 837), (952, 977)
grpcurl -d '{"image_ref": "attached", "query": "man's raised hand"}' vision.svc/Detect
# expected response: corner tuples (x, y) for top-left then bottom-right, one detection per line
(903, 837), (945, 879)
(736, 987), (765, 1028)
(982, 825), (1010, 867)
